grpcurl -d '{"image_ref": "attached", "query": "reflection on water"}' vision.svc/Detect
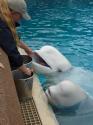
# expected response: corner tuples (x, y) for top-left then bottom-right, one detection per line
(56, 111), (93, 125)
(53, 96), (93, 125)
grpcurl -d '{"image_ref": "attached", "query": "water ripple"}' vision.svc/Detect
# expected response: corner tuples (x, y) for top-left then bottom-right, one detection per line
(20, 0), (93, 71)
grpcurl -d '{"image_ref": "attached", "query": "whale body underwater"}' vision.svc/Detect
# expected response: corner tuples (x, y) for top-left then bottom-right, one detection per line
(32, 46), (93, 120)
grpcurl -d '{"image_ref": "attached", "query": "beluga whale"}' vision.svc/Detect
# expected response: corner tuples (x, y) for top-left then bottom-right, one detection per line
(32, 45), (93, 93)
(32, 45), (93, 125)
(32, 45), (72, 75)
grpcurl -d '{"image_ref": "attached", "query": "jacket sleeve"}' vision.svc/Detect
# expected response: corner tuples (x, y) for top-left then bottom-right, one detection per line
(0, 24), (23, 70)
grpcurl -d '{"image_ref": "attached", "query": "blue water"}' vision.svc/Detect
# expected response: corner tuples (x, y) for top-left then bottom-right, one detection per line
(19, 0), (93, 71)
(18, 0), (93, 125)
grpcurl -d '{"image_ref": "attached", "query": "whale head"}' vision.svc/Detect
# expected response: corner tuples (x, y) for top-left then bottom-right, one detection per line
(45, 80), (86, 107)
(32, 46), (72, 75)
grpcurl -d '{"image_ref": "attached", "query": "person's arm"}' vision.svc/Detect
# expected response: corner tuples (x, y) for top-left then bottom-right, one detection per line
(18, 41), (33, 57)
(0, 21), (33, 75)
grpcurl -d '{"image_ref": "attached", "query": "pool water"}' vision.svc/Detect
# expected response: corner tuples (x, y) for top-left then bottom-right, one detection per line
(18, 0), (93, 125)
(19, 0), (93, 71)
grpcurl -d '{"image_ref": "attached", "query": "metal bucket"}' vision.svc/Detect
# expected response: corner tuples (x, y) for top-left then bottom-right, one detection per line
(22, 55), (32, 68)
(12, 69), (33, 99)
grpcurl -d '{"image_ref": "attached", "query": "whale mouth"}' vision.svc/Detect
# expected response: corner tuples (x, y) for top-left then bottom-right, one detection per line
(33, 52), (51, 68)
(46, 88), (53, 102)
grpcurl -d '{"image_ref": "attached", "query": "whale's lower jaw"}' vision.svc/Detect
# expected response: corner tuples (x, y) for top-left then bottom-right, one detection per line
(32, 61), (50, 74)
(32, 59), (72, 75)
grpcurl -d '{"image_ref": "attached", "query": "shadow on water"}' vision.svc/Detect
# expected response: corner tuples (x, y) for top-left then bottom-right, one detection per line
(53, 97), (93, 125)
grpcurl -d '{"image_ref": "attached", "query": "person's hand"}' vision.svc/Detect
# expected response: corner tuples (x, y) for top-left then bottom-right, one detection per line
(19, 65), (34, 76)
(25, 68), (33, 76)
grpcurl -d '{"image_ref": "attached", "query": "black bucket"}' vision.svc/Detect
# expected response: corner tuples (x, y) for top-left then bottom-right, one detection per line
(12, 69), (33, 99)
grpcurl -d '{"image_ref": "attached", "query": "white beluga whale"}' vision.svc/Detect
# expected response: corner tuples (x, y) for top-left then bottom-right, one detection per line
(32, 45), (93, 96)
(32, 45), (72, 75)
(45, 80), (86, 107)
(32, 45), (93, 125)
(46, 81), (93, 125)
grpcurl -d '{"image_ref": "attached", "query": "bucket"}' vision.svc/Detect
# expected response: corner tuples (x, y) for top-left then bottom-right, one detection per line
(12, 69), (33, 99)
(22, 55), (32, 68)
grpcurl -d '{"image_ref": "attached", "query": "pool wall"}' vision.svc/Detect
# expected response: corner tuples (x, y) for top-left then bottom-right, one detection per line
(0, 48), (59, 125)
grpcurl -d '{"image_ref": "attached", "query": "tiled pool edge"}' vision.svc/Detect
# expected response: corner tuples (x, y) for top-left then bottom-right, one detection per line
(19, 48), (59, 125)
(32, 74), (59, 125)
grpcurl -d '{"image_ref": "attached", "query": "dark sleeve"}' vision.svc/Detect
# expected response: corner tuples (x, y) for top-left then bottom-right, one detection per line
(0, 24), (23, 70)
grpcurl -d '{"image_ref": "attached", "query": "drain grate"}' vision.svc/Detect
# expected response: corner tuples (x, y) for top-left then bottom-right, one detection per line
(20, 97), (42, 125)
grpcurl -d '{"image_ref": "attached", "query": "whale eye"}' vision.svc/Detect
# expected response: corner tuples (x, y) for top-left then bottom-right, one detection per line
(57, 69), (62, 73)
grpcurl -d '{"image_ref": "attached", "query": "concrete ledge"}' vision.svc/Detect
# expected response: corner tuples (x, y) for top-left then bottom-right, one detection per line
(32, 75), (59, 125)
(0, 47), (59, 125)
(0, 48), (24, 125)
